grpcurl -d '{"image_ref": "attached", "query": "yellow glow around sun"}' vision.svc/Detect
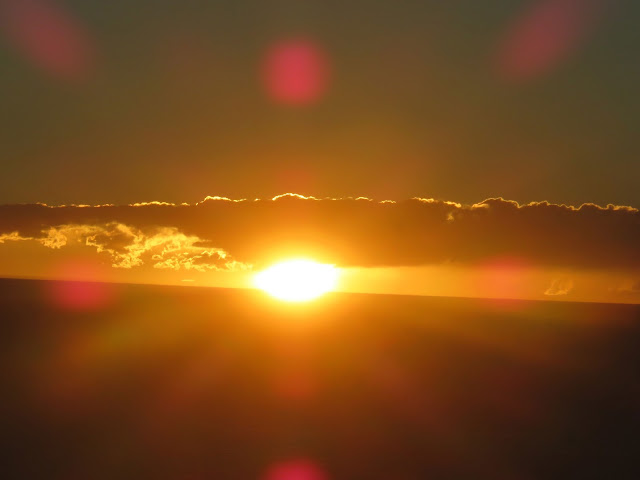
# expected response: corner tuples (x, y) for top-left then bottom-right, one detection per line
(254, 259), (339, 302)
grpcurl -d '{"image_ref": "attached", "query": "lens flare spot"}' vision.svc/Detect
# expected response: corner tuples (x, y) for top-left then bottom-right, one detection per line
(477, 256), (529, 302)
(50, 280), (113, 311)
(262, 39), (330, 106)
(262, 459), (329, 480)
(254, 259), (339, 302)
(496, 0), (605, 82)
(274, 369), (317, 403)
(0, 0), (95, 81)
(45, 260), (115, 311)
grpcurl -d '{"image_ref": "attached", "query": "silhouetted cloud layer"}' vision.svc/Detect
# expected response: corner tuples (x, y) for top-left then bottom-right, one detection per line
(0, 194), (638, 270)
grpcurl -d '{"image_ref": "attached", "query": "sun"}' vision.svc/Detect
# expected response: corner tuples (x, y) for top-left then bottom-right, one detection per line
(254, 259), (339, 302)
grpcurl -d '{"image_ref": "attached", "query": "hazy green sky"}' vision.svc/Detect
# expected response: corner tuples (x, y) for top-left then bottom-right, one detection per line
(1, 0), (639, 206)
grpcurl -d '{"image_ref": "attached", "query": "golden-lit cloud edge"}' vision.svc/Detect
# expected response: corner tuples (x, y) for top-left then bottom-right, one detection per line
(0, 194), (638, 277)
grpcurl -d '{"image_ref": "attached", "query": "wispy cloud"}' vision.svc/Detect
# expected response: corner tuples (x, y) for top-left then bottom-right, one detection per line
(544, 277), (574, 296)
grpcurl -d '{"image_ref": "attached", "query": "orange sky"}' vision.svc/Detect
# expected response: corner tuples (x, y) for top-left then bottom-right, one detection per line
(1, 194), (638, 304)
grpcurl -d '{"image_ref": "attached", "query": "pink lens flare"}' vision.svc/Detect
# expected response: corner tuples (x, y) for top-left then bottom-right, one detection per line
(262, 39), (331, 106)
(45, 260), (115, 311)
(262, 459), (329, 480)
(476, 256), (530, 302)
(495, 0), (605, 82)
(49, 280), (113, 311)
(273, 369), (318, 404)
(0, 0), (95, 81)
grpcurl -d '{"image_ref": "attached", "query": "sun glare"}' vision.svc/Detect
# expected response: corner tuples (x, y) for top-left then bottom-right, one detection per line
(254, 259), (339, 302)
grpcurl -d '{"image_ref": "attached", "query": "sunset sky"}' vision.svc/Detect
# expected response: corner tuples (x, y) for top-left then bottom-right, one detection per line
(1, 0), (639, 303)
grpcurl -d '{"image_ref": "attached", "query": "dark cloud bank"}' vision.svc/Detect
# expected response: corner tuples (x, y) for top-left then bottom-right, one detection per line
(0, 194), (638, 271)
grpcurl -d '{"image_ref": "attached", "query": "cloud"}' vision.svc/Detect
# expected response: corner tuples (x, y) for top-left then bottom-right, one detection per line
(544, 278), (574, 296)
(16, 222), (248, 272)
(613, 279), (640, 296)
(0, 231), (30, 243)
(0, 195), (638, 270)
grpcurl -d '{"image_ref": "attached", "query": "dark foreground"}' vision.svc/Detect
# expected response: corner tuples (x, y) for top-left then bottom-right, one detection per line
(1, 278), (639, 479)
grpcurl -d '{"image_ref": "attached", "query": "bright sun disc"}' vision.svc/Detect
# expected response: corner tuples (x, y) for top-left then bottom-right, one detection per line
(254, 260), (339, 302)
